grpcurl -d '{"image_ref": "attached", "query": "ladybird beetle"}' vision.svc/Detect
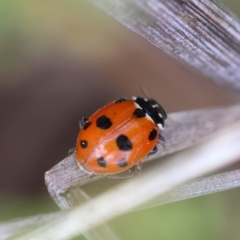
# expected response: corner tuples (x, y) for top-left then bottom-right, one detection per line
(76, 97), (167, 175)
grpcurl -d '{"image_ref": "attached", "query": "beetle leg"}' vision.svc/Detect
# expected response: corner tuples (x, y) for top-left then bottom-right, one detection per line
(79, 117), (88, 129)
(69, 117), (88, 155)
(68, 148), (76, 155)
(147, 145), (158, 156)
(158, 134), (165, 144)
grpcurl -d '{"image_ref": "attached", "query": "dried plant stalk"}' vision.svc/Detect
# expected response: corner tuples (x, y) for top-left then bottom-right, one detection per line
(2, 1), (240, 239)
(45, 104), (240, 210)
(87, 0), (240, 98)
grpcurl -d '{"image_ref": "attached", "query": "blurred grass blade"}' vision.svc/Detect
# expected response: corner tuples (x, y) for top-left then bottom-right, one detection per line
(135, 169), (240, 210)
(15, 121), (240, 240)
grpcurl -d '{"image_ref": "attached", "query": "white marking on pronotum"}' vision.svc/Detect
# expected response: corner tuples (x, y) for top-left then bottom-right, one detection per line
(157, 123), (164, 131)
(152, 104), (159, 108)
(144, 98), (148, 102)
(132, 96), (137, 100)
(158, 113), (163, 118)
(133, 102), (154, 122)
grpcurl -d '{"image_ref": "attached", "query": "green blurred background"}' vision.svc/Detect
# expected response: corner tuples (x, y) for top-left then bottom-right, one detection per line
(0, 0), (240, 239)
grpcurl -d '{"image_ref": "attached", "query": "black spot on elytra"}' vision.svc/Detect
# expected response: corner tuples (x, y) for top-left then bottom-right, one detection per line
(116, 134), (132, 151)
(115, 98), (126, 103)
(96, 115), (112, 129)
(117, 158), (128, 167)
(80, 140), (88, 148)
(97, 157), (106, 168)
(133, 108), (146, 118)
(83, 122), (91, 130)
(149, 129), (157, 141)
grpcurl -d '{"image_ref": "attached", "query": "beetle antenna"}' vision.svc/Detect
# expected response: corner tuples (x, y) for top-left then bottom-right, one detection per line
(140, 86), (150, 98)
